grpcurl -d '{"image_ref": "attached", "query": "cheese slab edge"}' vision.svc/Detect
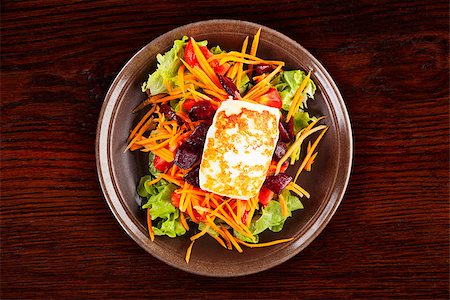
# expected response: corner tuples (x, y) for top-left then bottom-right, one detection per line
(199, 100), (280, 200)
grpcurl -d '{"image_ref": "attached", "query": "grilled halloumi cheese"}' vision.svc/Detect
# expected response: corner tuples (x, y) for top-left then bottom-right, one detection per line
(199, 100), (280, 200)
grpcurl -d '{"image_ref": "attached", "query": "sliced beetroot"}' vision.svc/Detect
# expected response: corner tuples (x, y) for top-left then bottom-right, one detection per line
(263, 173), (292, 194)
(278, 122), (291, 143)
(272, 141), (287, 161)
(184, 165), (200, 187)
(254, 64), (275, 77)
(217, 74), (241, 99)
(160, 104), (183, 125)
(174, 142), (201, 169)
(281, 119), (295, 141)
(188, 100), (216, 121)
(186, 123), (209, 148)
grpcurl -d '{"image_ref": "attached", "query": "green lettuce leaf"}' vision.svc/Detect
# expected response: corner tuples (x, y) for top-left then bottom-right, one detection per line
(138, 170), (186, 238)
(233, 229), (259, 243)
(293, 110), (311, 133)
(147, 152), (160, 177)
(137, 175), (152, 198)
(239, 73), (251, 95)
(276, 70), (316, 111)
(210, 45), (225, 55)
(251, 190), (304, 236)
(141, 37), (209, 95)
(153, 209), (186, 238)
(141, 36), (189, 95)
(198, 222), (219, 237)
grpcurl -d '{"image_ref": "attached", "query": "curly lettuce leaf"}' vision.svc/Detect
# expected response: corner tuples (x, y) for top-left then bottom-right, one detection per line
(293, 110), (311, 133)
(251, 191), (304, 236)
(138, 170), (185, 238)
(141, 37), (209, 95)
(153, 209), (186, 237)
(276, 70), (316, 111)
(141, 36), (189, 95)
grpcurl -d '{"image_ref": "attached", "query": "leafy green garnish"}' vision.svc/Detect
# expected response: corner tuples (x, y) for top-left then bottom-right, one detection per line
(293, 110), (311, 133)
(198, 222), (219, 237)
(138, 170), (185, 238)
(141, 36), (188, 95)
(275, 70), (316, 111)
(153, 209), (186, 238)
(251, 190), (303, 236)
(141, 37), (209, 95)
(210, 45), (225, 55)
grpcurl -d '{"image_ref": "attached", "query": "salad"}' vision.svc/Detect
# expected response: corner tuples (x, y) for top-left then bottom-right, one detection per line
(127, 29), (328, 263)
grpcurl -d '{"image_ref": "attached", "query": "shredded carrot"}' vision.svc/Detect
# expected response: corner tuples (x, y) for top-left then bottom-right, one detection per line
(276, 124), (327, 174)
(182, 192), (192, 213)
(190, 224), (210, 241)
(237, 237), (294, 248)
(219, 56), (284, 66)
(219, 227), (233, 250)
(244, 64), (282, 100)
(146, 208), (155, 241)
(180, 212), (190, 230)
(293, 127), (328, 182)
(178, 64), (185, 97)
(207, 232), (227, 249)
(135, 133), (172, 145)
(132, 94), (164, 113)
(125, 116), (155, 152)
(202, 89), (229, 101)
(204, 216), (231, 249)
(249, 27), (262, 69)
(127, 105), (156, 141)
(159, 173), (183, 186)
(146, 176), (162, 187)
(287, 182), (310, 199)
(163, 78), (172, 93)
(181, 59), (225, 95)
(185, 240), (195, 263)
(278, 194), (289, 217)
(305, 152), (318, 172)
(286, 71), (311, 122)
(246, 205), (256, 227)
(222, 226), (243, 253)
(190, 37), (220, 87)
(235, 36), (249, 89)
(194, 205), (253, 240)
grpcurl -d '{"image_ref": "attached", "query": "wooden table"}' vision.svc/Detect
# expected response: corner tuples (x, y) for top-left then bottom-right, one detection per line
(1, 1), (448, 298)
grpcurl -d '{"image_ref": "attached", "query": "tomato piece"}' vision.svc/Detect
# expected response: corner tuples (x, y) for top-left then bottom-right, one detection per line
(257, 88), (282, 108)
(210, 59), (231, 75)
(193, 209), (205, 222)
(153, 155), (172, 172)
(171, 192), (181, 208)
(184, 40), (197, 67)
(183, 99), (196, 113)
(184, 39), (213, 68)
(258, 187), (275, 207)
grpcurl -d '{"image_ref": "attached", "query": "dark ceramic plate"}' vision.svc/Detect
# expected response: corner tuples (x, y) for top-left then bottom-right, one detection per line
(96, 20), (352, 277)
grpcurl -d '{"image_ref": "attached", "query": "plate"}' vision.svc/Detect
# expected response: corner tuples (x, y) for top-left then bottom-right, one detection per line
(96, 19), (352, 277)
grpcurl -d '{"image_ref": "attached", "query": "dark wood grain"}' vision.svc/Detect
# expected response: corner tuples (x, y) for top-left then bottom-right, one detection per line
(1, 0), (448, 298)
